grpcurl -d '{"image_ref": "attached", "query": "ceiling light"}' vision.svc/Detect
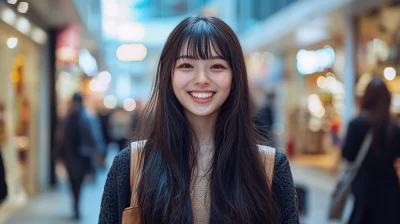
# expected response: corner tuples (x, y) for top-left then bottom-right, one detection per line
(104, 95), (117, 109)
(98, 71), (111, 84)
(116, 44), (147, 61)
(7, 0), (18, 4)
(15, 17), (31, 34)
(31, 27), (47, 44)
(90, 79), (108, 92)
(7, 37), (18, 49)
(1, 8), (16, 25)
(17, 2), (29, 13)
(384, 67), (396, 81)
(123, 98), (136, 111)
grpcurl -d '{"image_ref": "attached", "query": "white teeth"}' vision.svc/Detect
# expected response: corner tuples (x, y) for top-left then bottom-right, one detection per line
(190, 92), (214, 99)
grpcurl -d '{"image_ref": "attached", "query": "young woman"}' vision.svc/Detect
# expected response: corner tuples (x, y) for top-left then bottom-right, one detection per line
(99, 16), (298, 224)
(342, 77), (400, 224)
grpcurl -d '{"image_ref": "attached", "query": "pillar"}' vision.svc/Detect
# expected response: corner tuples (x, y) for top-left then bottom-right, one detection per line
(342, 13), (357, 132)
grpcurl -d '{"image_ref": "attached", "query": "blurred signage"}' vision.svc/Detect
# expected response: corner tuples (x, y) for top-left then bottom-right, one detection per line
(56, 23), (81, 63)
(296, 46), (335, 75)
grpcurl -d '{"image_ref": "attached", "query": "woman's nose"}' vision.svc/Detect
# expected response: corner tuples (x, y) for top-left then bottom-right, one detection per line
(193, 70), (210, 85)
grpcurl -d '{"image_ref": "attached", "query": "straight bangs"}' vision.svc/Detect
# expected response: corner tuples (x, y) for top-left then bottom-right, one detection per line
(174, 20), (231, 63)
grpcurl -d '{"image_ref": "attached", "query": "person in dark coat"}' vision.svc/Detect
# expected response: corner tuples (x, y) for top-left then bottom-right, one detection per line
(0, 145), (7, 204)
(254, 92), (276, 146)
(342, 77), (400, 224)
(97, 109), (111, 167)
(61, 93), (98, 220)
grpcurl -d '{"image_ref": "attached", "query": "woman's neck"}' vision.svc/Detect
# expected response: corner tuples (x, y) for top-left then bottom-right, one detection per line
(185, 111), (217, 154)
(184, 111), (219, 174)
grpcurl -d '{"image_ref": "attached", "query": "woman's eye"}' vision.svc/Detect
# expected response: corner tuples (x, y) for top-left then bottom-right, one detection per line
(178, 63), (193, 69)
(211, 64), (225, 69)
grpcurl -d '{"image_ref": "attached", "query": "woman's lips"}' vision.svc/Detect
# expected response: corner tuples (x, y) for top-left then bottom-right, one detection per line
(188, 91), (215, 104)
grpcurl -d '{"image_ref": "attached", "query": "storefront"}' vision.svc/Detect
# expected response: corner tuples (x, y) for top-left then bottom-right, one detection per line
(354, 0), (400, 181)
(244, 40), (345, 156)
(356, 2), (400, 119)
(283, 0), (399, 168)
(0, 3), (50, 203)
(285, 42), (346, 159)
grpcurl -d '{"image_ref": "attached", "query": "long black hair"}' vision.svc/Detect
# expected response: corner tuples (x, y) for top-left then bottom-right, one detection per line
(360, 76), (393, 149)
(136, 16), (280, 224)
(360, 76), (391, 129)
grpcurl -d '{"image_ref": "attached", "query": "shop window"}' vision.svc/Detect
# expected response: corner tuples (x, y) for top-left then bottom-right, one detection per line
(11, 54), (30, 189)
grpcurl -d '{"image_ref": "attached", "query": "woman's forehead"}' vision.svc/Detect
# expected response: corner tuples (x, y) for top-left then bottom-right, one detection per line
(178, 47), (220, 58)
(177, 40), (223, 59)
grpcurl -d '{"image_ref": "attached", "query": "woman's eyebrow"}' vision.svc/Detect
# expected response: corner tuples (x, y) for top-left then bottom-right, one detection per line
(176, 55), (225, 60)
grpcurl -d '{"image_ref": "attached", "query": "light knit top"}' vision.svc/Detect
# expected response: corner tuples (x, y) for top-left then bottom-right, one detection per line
(191, 171), (211, 223)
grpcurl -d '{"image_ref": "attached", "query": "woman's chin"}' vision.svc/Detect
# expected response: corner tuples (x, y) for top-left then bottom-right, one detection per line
(184, 107), (218, 118)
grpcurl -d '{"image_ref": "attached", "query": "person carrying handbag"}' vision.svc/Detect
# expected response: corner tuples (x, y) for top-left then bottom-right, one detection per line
(330, 77), (400, 224)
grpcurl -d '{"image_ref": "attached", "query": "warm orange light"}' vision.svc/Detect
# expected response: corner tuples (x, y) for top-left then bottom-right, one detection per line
(11, 71), (20, 83)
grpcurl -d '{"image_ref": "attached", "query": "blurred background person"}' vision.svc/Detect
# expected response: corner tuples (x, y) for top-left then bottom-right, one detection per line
(129, 100), (144, 141)
(87, 108), (106, 181)
(342, 76), (400, 224)
(254, 92), (276, 146)
(0, 145), (7, 204)
(108, 107), (132, 151)
(60, 93), (99, 220)
(96, 106), (112, 169)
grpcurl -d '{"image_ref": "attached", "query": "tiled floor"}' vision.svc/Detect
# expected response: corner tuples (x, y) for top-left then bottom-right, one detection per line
(291, 162), (353, 224)
(3, 146), (119, 224)
(3, 149), (354, 224)
(5, 168), (109, 224)
(290, 149), (356, 224)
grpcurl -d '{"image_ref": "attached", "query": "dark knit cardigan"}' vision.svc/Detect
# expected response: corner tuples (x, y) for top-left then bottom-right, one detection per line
(99, 148), (299, 224)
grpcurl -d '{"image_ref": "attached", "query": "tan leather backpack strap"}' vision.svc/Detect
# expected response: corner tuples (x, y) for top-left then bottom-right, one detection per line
(257, 145), (276, 187)
(129, 141), (145, 208)
(129, 143), (135, 194)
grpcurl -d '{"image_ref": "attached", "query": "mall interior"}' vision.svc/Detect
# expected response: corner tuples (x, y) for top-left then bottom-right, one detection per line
(0, 0), (399, 223)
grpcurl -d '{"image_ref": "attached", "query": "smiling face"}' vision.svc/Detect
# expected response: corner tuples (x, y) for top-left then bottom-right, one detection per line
(172, 46), (232, 119)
